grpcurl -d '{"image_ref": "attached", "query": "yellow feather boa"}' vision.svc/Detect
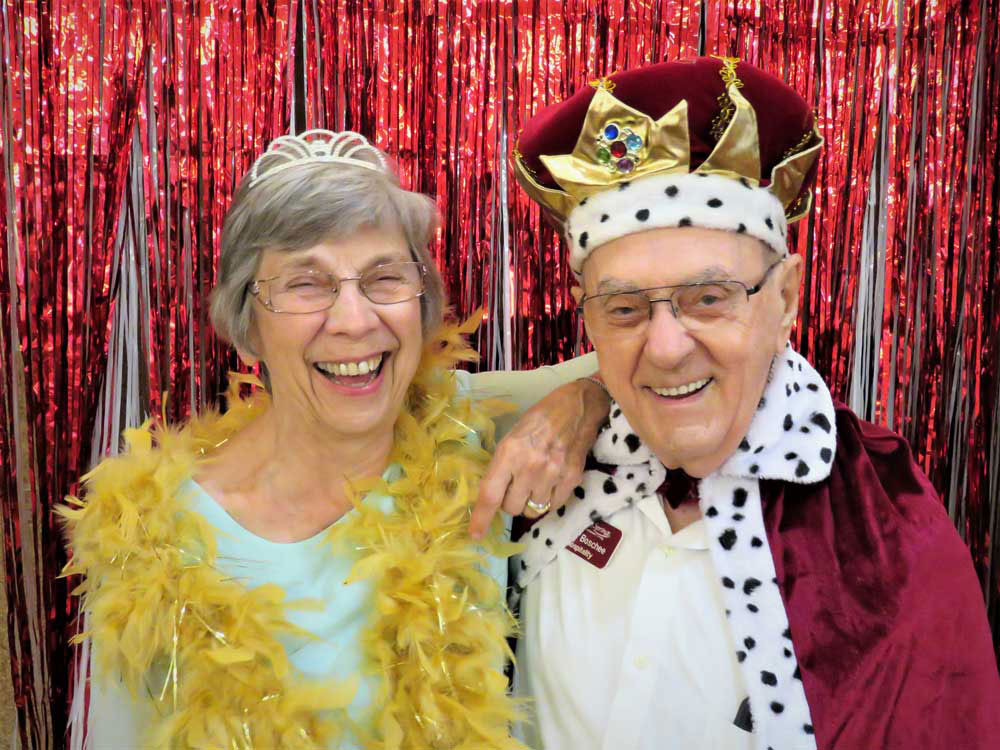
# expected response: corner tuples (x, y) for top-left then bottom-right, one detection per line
(60, 318), (527, 749)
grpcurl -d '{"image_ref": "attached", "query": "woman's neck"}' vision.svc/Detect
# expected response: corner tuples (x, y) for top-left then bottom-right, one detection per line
(196, 405), (395, 542)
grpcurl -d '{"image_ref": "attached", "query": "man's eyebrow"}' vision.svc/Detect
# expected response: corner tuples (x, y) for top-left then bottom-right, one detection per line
(593, 265), (736, 293)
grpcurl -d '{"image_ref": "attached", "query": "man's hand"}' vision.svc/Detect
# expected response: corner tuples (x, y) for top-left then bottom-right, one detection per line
(469, 378), (611, 539)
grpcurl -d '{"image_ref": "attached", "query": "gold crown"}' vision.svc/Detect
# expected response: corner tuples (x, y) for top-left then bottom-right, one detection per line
(513, 65), (823, 225)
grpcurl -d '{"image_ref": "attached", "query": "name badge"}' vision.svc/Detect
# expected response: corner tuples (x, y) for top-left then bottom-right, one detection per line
(566, 519), (622, 569)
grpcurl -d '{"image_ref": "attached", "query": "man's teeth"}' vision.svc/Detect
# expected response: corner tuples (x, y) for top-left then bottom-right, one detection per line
(652, 378), (711, 397)
(316, 354), (383, 377)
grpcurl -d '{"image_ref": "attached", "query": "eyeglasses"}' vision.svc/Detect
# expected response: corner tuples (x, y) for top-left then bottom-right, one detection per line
(580, 259), (783, 337)
(248, 261), (426, 314)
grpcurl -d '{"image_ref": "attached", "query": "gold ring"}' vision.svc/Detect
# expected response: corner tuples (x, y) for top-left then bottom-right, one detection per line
(525, 498), (551, 514)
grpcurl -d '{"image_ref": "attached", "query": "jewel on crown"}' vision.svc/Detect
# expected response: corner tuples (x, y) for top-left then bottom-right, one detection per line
(595, 121), (645, 174)
(248, 129), (388, 188)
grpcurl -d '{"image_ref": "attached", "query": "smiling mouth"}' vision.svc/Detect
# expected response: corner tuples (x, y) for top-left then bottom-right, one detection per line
(314, 353), (387, 387)
(651, 377), (712, 399)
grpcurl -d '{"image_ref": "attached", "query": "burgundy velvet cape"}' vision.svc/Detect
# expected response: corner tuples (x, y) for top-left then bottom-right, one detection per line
(764, 402), (1000, 748)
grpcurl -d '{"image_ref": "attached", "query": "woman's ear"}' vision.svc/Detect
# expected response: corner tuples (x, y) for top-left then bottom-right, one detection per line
(774, 253), (803, 353)
(571, 285), (584, 305)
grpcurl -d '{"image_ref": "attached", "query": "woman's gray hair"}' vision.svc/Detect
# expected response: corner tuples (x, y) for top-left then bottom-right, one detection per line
(210, 150), (444, 356)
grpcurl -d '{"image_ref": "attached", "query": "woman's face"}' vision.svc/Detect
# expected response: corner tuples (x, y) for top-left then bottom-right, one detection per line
(245, 224), (424, 442)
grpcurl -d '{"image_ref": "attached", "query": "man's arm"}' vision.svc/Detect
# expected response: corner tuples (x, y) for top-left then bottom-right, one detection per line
(459, 353), (611, 539)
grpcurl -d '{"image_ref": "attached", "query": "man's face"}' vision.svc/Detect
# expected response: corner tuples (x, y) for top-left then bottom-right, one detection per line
(577, 226), (801, 477)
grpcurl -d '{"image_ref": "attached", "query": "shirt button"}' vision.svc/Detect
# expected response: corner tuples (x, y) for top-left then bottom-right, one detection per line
(633, 655), (650, 670)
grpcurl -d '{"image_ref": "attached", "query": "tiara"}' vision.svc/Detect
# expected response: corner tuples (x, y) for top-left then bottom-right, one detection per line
(248, 129), (388, 188)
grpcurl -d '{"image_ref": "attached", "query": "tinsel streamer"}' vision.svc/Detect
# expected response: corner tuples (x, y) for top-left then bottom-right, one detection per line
(0, 1), (152, 747)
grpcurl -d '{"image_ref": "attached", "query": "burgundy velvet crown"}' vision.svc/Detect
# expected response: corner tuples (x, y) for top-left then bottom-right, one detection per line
(513, 56), (823, 229)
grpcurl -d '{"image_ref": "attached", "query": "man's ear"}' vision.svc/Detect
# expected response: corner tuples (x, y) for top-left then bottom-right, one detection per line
(571, 285), (584, 305)
(774, 253), (803, 352)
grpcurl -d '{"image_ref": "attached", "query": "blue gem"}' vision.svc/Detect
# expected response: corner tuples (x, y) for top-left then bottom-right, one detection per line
(603, 123), (620, 140)
(626, 133), (643, 152)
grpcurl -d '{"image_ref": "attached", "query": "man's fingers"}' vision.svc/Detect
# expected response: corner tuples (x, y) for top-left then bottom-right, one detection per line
(470, 463), (512, 540)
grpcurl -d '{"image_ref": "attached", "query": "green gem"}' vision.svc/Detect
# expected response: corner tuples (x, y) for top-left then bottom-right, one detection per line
(596, 147), (611, 163)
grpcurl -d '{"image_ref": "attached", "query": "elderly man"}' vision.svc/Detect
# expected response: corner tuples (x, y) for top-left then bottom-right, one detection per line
(505, 58), (1000, 749)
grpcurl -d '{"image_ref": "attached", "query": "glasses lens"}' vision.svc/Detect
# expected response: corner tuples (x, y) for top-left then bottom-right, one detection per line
(360, 262), (425, 304)
(673, 282), (745, 321)
(589, 292), (651, 331)
(269, 270), (338, 313)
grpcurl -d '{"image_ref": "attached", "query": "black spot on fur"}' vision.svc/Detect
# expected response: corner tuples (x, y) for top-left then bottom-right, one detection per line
(751, 536), (763, 548)
(624, 433), (641, 452)
(603, 478), (617, 494)
(811, 412), (832, 433)
(636, 208), (649, 221)
(719, 529), (737, 550)
(679, 216), (692, 227)
(795, 460), (810, 477)
(574, 486), (585, 499)
(770, 702), (784, 714)
(579, 232), (588, 249)
(821, 447), (833, 463)
(744, 637), (756, 650)
(600, 213), (609, 222)
(665, 184), (679, 197)
(737, 222), (747, 233)
(761, 671), (777, 686)
(707, 197), (723, 208)
(733, 488), (748, 507)
(707, 506), (719, 517)
(739, 438), (750, 452)
(743, 578), (762, 595)
(783, 414), (794, 431)
(722, 576), (735, 589)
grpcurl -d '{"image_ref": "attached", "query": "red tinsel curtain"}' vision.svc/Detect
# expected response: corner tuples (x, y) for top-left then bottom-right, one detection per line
(0, 1), (295, 747)
(1, 1), (998, 747)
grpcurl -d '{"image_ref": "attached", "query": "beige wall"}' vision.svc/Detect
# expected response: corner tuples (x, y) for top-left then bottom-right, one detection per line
(1, 568), (15, 749)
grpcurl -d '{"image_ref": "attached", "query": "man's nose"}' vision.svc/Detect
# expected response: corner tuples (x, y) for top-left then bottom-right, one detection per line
(642, 300), (696, 367)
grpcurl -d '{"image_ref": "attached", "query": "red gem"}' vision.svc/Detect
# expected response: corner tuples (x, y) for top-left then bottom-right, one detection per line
(610, 140), (628, 158)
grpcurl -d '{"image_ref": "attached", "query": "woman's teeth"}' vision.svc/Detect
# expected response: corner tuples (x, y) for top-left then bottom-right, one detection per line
(315, 354), (383, 377)
(652, 378), (711, 398)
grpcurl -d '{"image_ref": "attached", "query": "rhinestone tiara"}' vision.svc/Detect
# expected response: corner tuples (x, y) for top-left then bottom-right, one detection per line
(248, 129), (388, 188)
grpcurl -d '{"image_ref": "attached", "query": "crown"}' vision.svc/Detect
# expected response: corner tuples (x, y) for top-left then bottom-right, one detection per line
(513, 58), (823, 226)
(249, 129), (388, 188)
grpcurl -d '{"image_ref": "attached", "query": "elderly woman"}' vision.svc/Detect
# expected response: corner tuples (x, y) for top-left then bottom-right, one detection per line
(62, 130), (605, 750)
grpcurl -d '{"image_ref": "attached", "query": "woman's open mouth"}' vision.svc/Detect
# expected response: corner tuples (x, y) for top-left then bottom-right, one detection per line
(314, 353), (387, 388)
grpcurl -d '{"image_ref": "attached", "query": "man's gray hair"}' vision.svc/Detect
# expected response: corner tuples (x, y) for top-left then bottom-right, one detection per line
(210, 158), (444, 356)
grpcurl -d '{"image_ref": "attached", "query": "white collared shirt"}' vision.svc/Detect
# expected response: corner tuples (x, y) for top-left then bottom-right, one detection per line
(514, 495), (753, 750)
